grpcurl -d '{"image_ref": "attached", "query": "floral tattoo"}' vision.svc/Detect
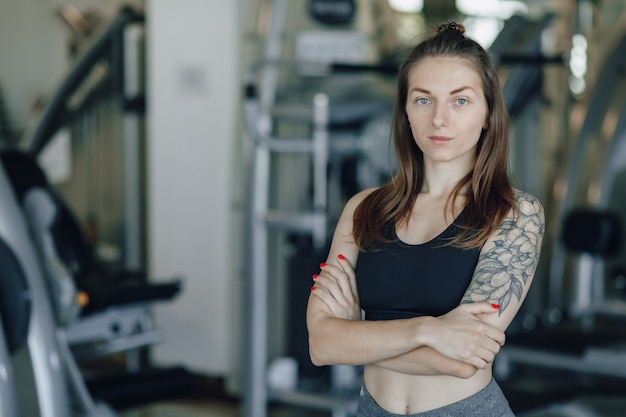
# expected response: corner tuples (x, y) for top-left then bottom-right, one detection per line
(462, 191), (545, 314)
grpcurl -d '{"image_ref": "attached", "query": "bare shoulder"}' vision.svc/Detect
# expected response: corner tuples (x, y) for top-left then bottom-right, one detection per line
(513, 189), (545, 221)
(492, 189), (545, 251)
(501, 189), (545, 236)
(325, 187), (380, 264)
(342, 186), (379, 217)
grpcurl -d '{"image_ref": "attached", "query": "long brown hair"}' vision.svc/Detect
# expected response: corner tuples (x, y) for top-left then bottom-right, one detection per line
(353, 22), (517, 250)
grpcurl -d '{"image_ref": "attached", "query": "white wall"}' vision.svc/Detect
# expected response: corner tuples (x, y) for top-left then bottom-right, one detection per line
(146, 0), (241, 376)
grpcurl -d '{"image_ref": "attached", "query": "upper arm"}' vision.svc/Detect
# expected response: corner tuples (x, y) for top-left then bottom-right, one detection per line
(306, 188), (375, 321)
(323, 187), (376, 267)
(461, 190), (545, 331)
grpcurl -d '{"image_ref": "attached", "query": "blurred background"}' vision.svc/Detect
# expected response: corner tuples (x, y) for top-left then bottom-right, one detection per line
(1, 1), (626, 416)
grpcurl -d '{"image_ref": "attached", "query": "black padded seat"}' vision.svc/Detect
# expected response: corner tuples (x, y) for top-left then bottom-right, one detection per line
(80, 279), (182, 315)
(0, 149), (181, 316)
(561, 209), (622, 256)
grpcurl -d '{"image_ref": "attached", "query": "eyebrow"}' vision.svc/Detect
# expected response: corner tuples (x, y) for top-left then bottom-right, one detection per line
(410, 86), (476, 95)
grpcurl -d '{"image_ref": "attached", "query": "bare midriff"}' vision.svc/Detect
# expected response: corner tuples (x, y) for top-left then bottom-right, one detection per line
(363, 364), (493, 415)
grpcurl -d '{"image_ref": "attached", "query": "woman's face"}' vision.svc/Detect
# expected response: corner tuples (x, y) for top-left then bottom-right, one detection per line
(405, 56), (488, 169)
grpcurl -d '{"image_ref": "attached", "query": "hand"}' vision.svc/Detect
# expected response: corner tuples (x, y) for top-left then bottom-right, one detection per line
(424, 302), (505, 370)
(310, 254), (361, 321)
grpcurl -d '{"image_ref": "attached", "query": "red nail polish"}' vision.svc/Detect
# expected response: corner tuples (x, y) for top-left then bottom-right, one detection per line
(492, 304), (500, 309)
(338, 254), (345, 260)
(320, 263), (326, 268)
(311, 286), (316, 291)
(312, 274), (318, 279)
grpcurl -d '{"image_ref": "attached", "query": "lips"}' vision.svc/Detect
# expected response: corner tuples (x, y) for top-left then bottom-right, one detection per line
(428, 135), (452, 144)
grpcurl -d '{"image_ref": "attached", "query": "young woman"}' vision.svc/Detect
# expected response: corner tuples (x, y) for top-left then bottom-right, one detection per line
(306, 22), (545, 416)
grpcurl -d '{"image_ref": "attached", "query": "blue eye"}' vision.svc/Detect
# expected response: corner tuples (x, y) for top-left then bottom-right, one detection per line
(417, 97), (429, 105)
(456, 98), (468, 105)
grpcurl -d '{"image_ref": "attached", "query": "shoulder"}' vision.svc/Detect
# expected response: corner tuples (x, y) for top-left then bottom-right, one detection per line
(329, 188), (380, 260)
(510, 189), (545, 227)
(513, 189), (544, 217)
(497, 189), (545, 239)
(342, 186), (379, 217)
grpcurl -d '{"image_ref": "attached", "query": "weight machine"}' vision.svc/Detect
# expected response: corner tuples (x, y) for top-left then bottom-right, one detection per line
(497, 15), (626, 417)
(0, 6), (194, 416)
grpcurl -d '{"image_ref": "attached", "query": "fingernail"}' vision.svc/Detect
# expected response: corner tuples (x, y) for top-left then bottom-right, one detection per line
(312, 274), (318, 279)
(492, 304), (500, 309)
(338, 254), (345, 260)
(311, 286), (316, 291)
(320, 263), (326, 268)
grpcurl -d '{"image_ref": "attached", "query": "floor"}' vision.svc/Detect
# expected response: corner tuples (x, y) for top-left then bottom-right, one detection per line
(121, 401), (329, 417)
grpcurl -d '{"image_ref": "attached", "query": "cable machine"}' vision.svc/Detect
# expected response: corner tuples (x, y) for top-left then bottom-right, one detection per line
(242, 1), (398, 416)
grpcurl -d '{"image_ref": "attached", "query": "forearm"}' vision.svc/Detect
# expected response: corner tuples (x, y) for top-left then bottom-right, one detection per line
(307, 300), (430, 366)
(373, 346), (478, 378)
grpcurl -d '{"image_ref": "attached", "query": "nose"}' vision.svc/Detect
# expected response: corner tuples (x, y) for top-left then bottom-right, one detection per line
(432, 103), (448, 128)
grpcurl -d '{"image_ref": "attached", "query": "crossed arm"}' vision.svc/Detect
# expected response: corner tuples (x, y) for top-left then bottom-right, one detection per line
(306, 189), (545, 377)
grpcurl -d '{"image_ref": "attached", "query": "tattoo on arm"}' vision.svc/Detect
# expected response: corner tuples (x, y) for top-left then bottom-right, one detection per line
(462, 192), (546, 314)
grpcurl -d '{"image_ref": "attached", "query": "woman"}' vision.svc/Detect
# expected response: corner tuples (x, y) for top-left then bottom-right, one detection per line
(306, 22), (545, 416)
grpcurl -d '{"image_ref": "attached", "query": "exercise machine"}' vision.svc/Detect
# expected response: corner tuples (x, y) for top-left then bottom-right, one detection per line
(0, 322), (19, 417)
(0, 218), (32, 417)
(3, 5), (194, 414)
(243, 1), (399, 416)
(0, 151), (110, 416)
(496, 14), (626, 416)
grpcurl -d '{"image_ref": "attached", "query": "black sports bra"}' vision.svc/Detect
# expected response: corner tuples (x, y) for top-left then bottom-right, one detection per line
(356, 216), (482, 321)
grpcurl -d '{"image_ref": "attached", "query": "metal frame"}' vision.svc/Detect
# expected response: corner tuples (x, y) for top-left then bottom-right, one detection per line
(0, 161), (116, 416)
(243, 2), (361, 416)
(547, 24), (626, 314)
(0, 321), (19, 417)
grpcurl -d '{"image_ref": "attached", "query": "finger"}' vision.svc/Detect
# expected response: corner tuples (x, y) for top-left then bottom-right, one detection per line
(319, 263), (353, 300)
(461, 301), (501, 316)
(314, 269), (358, 309)
(311, 282), (358, 320)
(310, 285), (341, 316)
(480, 338), (502, 357)
(483, 325), (506, 346)
(336, 254), (358, 295)
(468, 356), (488, 370)
(475, 347), (496, 365)
(336, 253), (354, 272)
(313, 272), (345, 301)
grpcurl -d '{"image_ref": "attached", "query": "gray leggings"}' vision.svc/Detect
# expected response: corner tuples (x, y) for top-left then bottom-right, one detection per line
(356, 378), (515, 417)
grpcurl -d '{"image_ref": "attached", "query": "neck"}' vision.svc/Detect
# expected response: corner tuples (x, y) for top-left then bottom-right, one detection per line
(421, 161), (472, 197)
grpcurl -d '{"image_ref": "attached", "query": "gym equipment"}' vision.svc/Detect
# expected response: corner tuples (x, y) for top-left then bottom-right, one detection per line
(0, 155), (98, 416)
(546, 15), (626, 319)
(243, 1), (398, 416)
(0, 149), (189, 416)
(0, 149), (183, 363)
(491, 13), (557, 200)
(308, 0), (356, 26)
(496, 17), (626, 416)
(0, 221), (32, 417)
(489, 13), (569, 333)
(1, 5), (194, 415)
(0, 322), (19, 417)
(25, 5), (145, 275)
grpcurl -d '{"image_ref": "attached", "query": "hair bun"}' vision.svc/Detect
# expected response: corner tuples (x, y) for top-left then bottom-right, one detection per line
(437, 22), (465, 34)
